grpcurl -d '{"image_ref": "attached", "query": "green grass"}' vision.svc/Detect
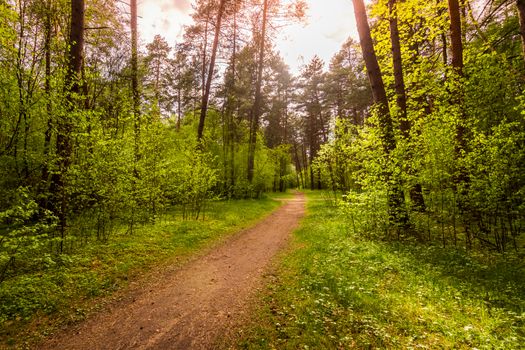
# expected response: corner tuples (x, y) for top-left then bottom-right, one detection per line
(234, 191), (525, 349)
(0, 196), (283, 348)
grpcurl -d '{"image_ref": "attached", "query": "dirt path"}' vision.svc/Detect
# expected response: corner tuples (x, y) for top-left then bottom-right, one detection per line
(39, 193), (305, 350)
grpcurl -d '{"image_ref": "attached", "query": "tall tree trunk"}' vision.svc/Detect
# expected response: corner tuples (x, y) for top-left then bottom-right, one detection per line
(231, 10), (237, 191)
(448, 0), (467, 167)
(41, 0), (53, 199)
(15, 43), (26, 180)
(129, 0), (140, 234)
(448, 0), (470, 249)
(247, 0), (269, 183)
(352, 0), (407, 226)
(309, 148), (315, 190)
(177, 86), (182, 130)
(51, 0), (84, 252)
(448, 0), (463, 74)
(352, 0), (395, 153)
(13, 0), (28, 180)
(131, 0), (140, 157)
(197, 0), (227, 142)
(389, 0), (425, 211)
(202, 11), (211, 99)
(301, 143), (308, 188)
(388, 0), (409, 138)
(224, 8), (238, 194)
(517, 0), (525, 66)
(292, 143), (301, 188)
(441, 32), (448, 65)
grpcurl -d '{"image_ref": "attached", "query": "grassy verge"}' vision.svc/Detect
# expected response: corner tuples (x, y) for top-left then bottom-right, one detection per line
(0, 196), (284, 348)
(234, 191), (525, 349)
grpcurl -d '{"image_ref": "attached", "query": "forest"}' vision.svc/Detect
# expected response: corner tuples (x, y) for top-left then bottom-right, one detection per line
(0, 0), (524, 348)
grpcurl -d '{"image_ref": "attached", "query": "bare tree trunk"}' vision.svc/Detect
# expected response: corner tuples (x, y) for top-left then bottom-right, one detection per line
(177, 86), (182, 130)
(51, 0), (84, 252)
(247, 0), (269, 183)
(301, 143), (308, 188)
(389, 0), (425, 211)
(309, 150), (315, 190)
(352, 0), (407, 226)
(441, 32), (448, 65)
(448, 0), (467, 166)
(14, 1), (27, 180)
(352, 0), (395, 152)
(388, 0), (409, 137)
(292, 143), (301, 188)
(231, 10), (237, 191)
(202, 11), (210, 99)
(41, 0), (53, 206)
(129, 0), (140, 234)
(197, 0), (227, 142)
(448, 0), (464, 74)
(517, 0), (525, 66)
(131, 0), (140, 155)
(224, 8), (238, 194)
(448, 0), (471, 246)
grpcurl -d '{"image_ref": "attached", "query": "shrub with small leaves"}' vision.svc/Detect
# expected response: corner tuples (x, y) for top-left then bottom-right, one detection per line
(0, 187), (58, 282)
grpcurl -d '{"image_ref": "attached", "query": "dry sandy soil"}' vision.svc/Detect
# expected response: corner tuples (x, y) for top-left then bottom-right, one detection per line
(38, 193), (305, 349)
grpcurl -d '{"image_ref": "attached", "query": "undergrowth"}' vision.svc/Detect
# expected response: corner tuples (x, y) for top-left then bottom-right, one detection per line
(234, 191), (525, 349)
(0, 195), (284, 348)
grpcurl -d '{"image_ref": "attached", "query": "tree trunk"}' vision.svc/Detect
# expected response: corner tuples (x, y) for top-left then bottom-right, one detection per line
(352, 0), (395, 153)
(177, 86), (182, 130)
(517, 0), (525, 66)
(225, 8), (238, 194)
(448, 0), (471, 240)
(448, 0), (467, 166)
(389, 0), (426, 211)
(131, 0), (140, 156)
(39, 0), (55, 213)
(202, 11), (210, 99)
(197, 0), (227, 142)
(448, 0), (463, 74)
(51, 0), (84, 252)
(352, 0), (407, 226)
(128, 0), (140, 234)
(309, 150), (315, 190)
(441, 32), (448, 65)
(247, 0), (269, 183)
(41, 0), (52, 191)
(388, 0), (409, 138)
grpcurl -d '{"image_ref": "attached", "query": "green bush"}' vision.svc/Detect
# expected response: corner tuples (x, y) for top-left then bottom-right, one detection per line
(0, 187), (57, 282)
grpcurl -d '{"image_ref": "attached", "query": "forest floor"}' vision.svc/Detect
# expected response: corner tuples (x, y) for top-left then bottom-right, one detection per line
(232, 191), (524, 349)
(37, 192), (306, 349)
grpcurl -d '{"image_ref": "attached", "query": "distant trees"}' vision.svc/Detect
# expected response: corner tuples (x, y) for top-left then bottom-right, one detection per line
(325, 38), (371, 125)
(296, 56), (328, 190)
(246, 0), (306, 184)
(145, 35), (171, 115)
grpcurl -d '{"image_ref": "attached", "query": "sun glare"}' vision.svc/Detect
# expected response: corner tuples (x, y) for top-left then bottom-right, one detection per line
(138, 0), (358, 73)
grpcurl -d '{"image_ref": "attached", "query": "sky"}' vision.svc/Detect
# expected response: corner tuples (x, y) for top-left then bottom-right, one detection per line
(138, 0), (359, 74)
